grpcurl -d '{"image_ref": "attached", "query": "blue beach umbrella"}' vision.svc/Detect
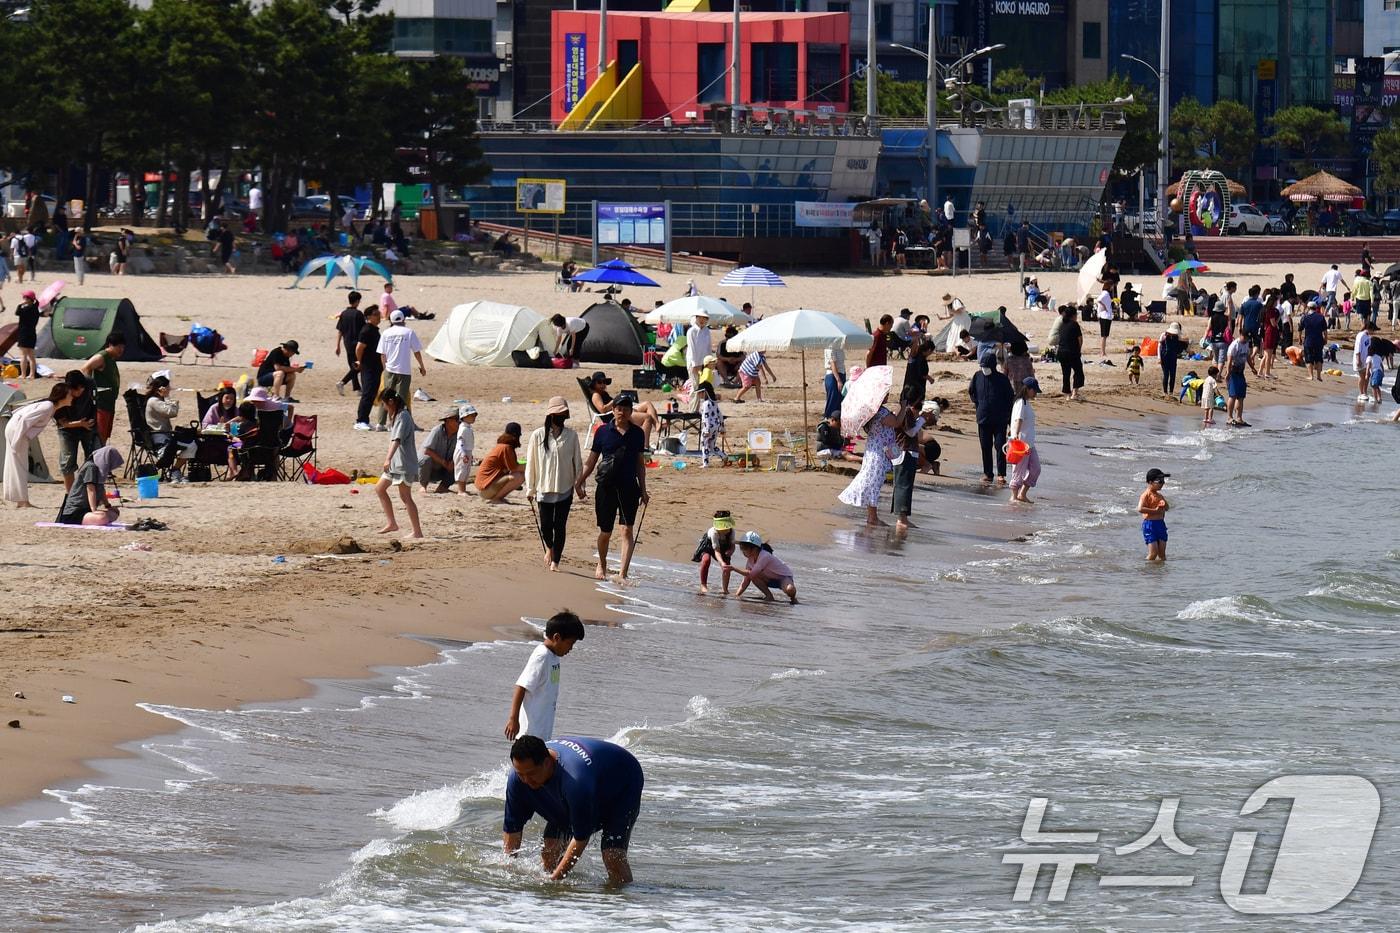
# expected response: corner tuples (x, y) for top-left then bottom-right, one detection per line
(570, 259), (660, 288)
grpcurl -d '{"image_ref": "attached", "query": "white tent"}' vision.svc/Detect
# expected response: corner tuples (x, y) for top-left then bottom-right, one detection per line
(426, 301), (551, 366)
(930, 312), (973, 353)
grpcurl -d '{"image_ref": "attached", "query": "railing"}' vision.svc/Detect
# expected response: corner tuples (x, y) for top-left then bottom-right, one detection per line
(464, 200), (842, 241)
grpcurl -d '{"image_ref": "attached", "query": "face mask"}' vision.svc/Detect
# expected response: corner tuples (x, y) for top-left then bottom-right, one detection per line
(981, 366), (994, 376)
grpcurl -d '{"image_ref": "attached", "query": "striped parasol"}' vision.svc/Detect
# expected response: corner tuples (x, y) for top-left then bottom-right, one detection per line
(717, 265), (785, 312)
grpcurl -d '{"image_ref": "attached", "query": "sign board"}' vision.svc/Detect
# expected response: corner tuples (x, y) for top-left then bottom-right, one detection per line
(564, 33), (588, 113)
(795, 201), (856, 228)
(463, 55), (502, 97)
(1354, 57), (1385, 157)
(597, 202), (667, 245)
(516, 178), (567, 214)
(953, 228), (970, 248)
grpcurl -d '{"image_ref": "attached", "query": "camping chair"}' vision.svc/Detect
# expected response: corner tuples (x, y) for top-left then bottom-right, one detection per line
(578, 376), (606, 433)
(189, 326), (228, 364)
(279, 414), (317, 480)
(121, 388), (161, 479)
(159, 331), (190, 363)
(236, 410), (285, 481)
(553, 272), (568, 293)
(195, 392), (218, 424)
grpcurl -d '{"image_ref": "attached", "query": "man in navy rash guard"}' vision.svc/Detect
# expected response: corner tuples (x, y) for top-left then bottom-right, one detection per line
(502, 735), (645, 885)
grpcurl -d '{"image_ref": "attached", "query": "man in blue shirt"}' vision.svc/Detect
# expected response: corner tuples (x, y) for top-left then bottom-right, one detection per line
(1298, 299), (1329, 382)
(1236, 284), (1264, 353)
(503, 735), (645, 885)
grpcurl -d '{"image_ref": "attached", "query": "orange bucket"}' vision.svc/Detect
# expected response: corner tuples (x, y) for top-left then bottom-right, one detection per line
(1140, 337), (1159, 357)
(1006, 439), (1029, 464)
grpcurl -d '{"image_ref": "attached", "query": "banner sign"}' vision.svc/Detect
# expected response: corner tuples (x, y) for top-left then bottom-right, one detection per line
(1333, 74), (1400, 110)
(1353, 57), (1384, 157)
(463, 55), (502, 97)
(564, 33), (587, 113)
(597, 202), (666, 245)
(795, 201), (856, 228)
(516, 179), (567, 214)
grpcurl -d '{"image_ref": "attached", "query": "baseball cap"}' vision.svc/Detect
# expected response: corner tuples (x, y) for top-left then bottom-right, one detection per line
(590, 371), (611, 384)
(739, 530), (763, 547)
(1146, 468), (1170, 483)
(613, 394), (634, 408)
(1023, 376), (1041, 393)
(389, 309), (405, 323)
(546, 395), (569, 415)
(282, 339), (300, 353)
(21, 289), (35, 299)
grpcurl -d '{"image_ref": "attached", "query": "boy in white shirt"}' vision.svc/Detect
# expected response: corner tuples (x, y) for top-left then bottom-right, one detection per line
(453, 403), (478, 495)
(504, 611), (585, 741)
(1201, 366), (1219, 427)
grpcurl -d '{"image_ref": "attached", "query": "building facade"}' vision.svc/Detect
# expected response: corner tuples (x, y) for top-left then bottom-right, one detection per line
(1363, 0), (1400, 57)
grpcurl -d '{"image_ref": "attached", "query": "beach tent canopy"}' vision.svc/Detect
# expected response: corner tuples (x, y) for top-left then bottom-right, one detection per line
(1280, 170), (1363, 204)
(0, 385), (54, 484)
(292, 254), (394, 288)
(578, 300), (648, 364)
(34, 297), (162, 362)
(425, 300), (549, 366)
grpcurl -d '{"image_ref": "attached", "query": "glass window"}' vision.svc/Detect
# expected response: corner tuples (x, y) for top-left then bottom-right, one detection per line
(875, 3), (893, 42)
(751, 43), (799, 102)
(827, 1), (848, 11)
(1082, 22), (1101, 60)
(698, 43), (727, 104)
(392, 18), (491, 56)
(807, 43), (845, 103)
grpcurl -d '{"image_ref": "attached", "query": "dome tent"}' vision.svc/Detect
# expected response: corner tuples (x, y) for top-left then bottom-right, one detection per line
(577, 300), (647, 365)
(426, 300), (550, 366)
(34, 297), (163, 362)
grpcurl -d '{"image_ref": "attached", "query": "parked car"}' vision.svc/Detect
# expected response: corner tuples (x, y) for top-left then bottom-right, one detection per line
(1227, 203), (1272, 235)
(1382, 208), (1400, 235)
(305, 194), (368, 218)
(1343, 209), (1385, 237)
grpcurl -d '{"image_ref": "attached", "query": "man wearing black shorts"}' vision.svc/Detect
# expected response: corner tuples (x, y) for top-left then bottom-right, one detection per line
(503, 735), (645, 885)
(575, 395), (648, 581)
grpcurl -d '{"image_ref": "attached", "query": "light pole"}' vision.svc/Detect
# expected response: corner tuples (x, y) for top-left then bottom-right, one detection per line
(891, 40), (1003, 210)
(1122, 48), (1169, 240)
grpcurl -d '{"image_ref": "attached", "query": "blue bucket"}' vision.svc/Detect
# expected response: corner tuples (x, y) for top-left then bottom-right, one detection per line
(136, 475), (159, 499)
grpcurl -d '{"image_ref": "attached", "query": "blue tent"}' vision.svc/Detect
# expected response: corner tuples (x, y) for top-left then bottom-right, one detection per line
(291, 255), (394, 288)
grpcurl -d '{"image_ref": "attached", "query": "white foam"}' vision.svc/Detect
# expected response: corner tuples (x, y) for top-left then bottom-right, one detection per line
(372, 767), (508, 831)
(769, 668), (827, 681)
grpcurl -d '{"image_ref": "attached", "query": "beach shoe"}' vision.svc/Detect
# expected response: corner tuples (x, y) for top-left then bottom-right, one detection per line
(337, 383), (345, 396)
(285, 396), (301, 404)
(1236, 420), (1251, 427)
(413, 388), (434, 402)
(354, 422), (371, 431)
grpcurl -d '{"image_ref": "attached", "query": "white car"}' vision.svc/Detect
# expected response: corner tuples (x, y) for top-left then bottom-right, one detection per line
(1228, 203), (1271, 235)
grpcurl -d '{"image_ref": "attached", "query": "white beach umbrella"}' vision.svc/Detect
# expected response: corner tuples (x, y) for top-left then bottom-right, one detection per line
(727, 309), (873, 464)
(1077, 251), (1106, 303)
(644, 295), (750, 327)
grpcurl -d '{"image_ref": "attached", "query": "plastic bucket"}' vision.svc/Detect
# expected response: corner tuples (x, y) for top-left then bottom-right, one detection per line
(136, 475), (159, 499)
(1005, 439), (1029, 464)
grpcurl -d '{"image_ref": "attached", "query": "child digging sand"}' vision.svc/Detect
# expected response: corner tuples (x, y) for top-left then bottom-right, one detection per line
(1137, 468), (1169, 562)
(692, 510), (737, 594)
(453, 403), (478, 495)
(503, 610), (585, 741)
(734, 530), (798, 603)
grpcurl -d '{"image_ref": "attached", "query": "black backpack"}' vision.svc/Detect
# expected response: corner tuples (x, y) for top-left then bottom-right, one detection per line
(16, 237), (29, 259)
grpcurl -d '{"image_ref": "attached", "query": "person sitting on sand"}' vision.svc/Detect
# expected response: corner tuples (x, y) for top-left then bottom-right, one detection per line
(954, 330), (976, 359)
(417, 407), (460, 494)
(589, 372), (660, 448)
(56, 446), (123, 526)
(693, 510), (737, 594)
(476, 421), (525, 504)
(374, 390), (424, 539)
(816, 414), (860, 462)
(733, 530), (798, 603)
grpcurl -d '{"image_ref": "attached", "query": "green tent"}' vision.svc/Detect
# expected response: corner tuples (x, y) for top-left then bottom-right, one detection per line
(34, 297), (163, 362)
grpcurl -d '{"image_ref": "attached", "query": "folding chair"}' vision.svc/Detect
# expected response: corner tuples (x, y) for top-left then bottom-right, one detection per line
(744, 428), (772, 472)
(236, 410), (284, 481)
(159, 331), (190, 363)
(121, 388), (161, 479)
(195, 392), (218, 424)
(279, 414), (317, 480)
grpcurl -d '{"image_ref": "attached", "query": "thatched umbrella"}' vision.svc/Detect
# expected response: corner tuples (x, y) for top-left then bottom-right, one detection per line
(1166, 177), (1247, 198)
(1280, 170), (1363, 204)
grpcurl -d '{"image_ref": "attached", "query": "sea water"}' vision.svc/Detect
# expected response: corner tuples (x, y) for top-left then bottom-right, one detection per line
(4, 395), (1400, 931)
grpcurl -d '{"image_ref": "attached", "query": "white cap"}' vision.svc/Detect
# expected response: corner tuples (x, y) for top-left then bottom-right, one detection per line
(740, 530), (762, 547)
(389, 309), (405, 323)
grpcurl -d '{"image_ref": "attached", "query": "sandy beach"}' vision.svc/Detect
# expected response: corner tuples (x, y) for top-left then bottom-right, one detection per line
(0, 255), (1364, 810)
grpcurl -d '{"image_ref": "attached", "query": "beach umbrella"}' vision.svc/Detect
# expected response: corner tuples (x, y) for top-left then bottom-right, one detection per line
(291, 254), (339, 287)
(337, 256), (393, 286)
(571, 258), (660, 288)
(1077, 252), (1106, 302)
(38, 279), (64, 309)
(1384, 263), (1400, 280)
(727, 308), (872, 465)
(718, 265), (785, 310)
(841, 364), (894, 436)
(644, 295), (750, 327)
(1163, 259), (1209, 277)
(1281, 170), (1363, 204)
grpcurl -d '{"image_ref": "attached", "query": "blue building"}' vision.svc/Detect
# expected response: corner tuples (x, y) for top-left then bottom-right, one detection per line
(1108, 0), (1216, 106)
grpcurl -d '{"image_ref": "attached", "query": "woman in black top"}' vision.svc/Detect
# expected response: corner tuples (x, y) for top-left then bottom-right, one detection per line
(901, 339), (935, 409)
(14, 291), (43, 379)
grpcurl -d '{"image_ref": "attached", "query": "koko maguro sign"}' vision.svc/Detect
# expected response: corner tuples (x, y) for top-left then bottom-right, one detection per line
(990, 0), (1061, 13)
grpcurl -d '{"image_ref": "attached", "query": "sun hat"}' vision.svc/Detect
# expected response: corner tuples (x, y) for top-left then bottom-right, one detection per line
(739, 530), (763, 547)
(245, 387), (282, 410)
(546, 396), (569, 415)
(1167, 322), (1182, 335)
(591, 371), (611, 385)
(389, 309), (405, 323)
(282, 339), (300, 354)
(441, 407), (461, 421)
(1146, 468), (1170, 483)
(712, 510), (735, 532)
(458, 403), (478, 418)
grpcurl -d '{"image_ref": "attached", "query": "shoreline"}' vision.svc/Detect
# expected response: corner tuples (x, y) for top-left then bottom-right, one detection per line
(0, 261), (1362, 815)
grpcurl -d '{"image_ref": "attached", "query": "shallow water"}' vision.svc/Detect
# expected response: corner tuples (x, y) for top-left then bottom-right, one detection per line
(4, 394), (1399, 931)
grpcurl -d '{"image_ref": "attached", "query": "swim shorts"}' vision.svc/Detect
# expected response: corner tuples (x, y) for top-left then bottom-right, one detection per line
(1303, 344), (1323, 364)
(1227, 371), (1247, 399)
(1370, 367), (1384, 387)
(1142, 519), (1168, 545)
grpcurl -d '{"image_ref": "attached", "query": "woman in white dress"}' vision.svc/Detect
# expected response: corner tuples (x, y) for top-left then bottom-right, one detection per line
(837, 403), (902, 527)
(3, 383), (74, 507)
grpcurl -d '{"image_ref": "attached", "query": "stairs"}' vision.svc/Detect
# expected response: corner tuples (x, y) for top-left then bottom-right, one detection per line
(1191, 235), (1397, 267)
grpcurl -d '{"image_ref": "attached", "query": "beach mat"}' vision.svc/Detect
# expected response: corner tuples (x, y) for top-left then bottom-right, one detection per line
(34, 522), (129, 531)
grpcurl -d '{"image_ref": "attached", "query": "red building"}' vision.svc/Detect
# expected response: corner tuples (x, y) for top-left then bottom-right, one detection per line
(550, 10), (850, 126)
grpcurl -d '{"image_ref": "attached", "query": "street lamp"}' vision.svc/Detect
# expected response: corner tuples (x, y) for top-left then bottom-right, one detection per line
(892, 39), (1002, 210)
(1119, 1), (1170, 241)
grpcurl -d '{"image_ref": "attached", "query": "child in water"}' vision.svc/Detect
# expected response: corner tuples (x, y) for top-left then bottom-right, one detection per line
(1126, 346), (1143, 385)
(734, 530), (798, 603)
(1137, 468), (1170, 562)
(692, 509), (736, 594)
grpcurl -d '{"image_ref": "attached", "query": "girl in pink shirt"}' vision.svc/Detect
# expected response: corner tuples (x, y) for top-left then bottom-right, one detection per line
(734, 531), (798, 603)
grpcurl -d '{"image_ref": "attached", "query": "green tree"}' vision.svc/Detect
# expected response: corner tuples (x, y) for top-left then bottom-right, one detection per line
(1372, 125), (1400, 195)
(1169, 98), (1258, 182)
(395, 57), (491, 237)
(853, 77), (927, 118)
(1265, 105), (1349, 176)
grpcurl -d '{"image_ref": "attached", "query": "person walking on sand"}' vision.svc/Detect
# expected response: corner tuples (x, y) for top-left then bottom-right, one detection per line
(376, 309), (426, 428)
(574, 395), (649, 581)
(1158, 322), (1186, 398)
(1056, 305), (1084, 399)
(969, 351), (1014, 486)
(374, 389), (423, 539)
(525, 398), (583, 571)
(1096, 287), (1115, 359)
(335, 291), (366, 395)
(353, 307), (384, 430)
(1138, 468), (1170, 562)
(1008, 377), (1041, 503)
(3, 382), (74, 507)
